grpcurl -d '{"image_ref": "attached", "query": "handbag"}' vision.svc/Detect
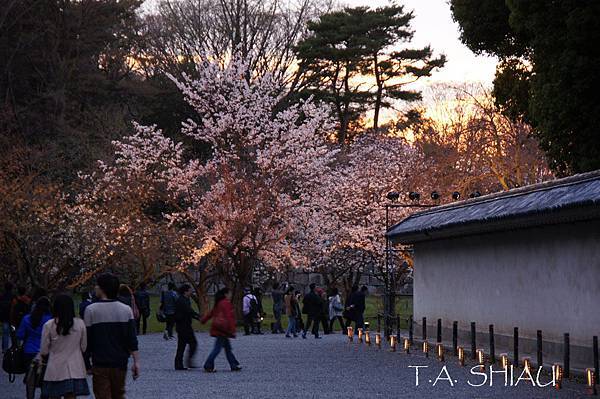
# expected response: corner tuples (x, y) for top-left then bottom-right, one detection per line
(26, 358), (46, 389)
(156, 309), (167, 323)
(2, 343), (27, 383)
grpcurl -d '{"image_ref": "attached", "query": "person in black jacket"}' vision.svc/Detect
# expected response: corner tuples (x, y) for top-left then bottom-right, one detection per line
(134, 283), (151, 335)
(174, 284), (200, 370)
(302, 283), (322, 339)
(347, 285), (368, 332)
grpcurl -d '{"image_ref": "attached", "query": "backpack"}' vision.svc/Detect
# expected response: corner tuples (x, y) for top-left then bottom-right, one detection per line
(2, 341), (27, 383)
(247, 295), (259, 316)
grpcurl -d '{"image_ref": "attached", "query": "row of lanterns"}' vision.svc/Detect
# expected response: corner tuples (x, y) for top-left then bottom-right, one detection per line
(347, 326), (597, 395)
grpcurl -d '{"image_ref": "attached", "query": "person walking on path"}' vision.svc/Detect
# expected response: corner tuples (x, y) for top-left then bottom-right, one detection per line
(134, 283), (151, 335)
(84, 273), (140, 399)
(328, 288), (346, 334)
(174, 284), (200, 370)
(11, 286), (32, 332)
(242, 288), (258, 336)
(252, 287), (265, 334)
(17, 296), (52, 399)
(316, 288), (330, 334)
(1, 282), (14, 352)
(200, 287), (241, 373)
(293, 291), (304, 335)
(284, 286), (297, 338)
(39, 294), (90, 398)
(161, 282), (178, 340)
(347, 285), (368, 332)
(271, 283), (285, 334)
(302, 283), (322, 339)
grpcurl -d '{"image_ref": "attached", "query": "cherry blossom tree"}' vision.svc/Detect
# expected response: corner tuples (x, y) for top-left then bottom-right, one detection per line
(81, 56), (337, 316)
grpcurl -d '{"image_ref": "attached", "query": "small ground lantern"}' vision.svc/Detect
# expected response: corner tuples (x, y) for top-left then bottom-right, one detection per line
(587, 369), (597, 395)
(365, 330), (371, 345)
(347, 326), (354, 342)
(476, 349), (485, 371)
(523, 358), (532, 375)
(436, 343), (445, 361)
(390, 335), (397, 352)
(358, 328), (363, 343)
(403, 337), (410, 354)
(500, 353), (509, 370)
(458, 346), (465, 366)
(422, 340), (429, 358)
(552, 364), (563, 390)
(375, 332), (382, 348)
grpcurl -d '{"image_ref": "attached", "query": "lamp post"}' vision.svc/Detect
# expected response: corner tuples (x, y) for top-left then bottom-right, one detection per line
(384, 191), (436, 338)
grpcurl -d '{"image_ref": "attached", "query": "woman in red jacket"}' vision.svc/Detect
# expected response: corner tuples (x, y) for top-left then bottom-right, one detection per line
(200, 287), (242, 372)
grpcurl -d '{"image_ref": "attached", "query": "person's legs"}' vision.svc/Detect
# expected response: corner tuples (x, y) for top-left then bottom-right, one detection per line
(336, 316), (346, 332)
(1, 321), (10, 352)
(187, 333), (198, 367)
(285, 316), (296, 337)
(203, 338), (224, 370)
(142, 314), (148, 335)
(221, 338), (240, 369)
(311, 315), (320, 337)
(273, 308), (282, 333)
(109, 368), (127, 399)
(174, 333), (188, 369)
(166, 314), (175, 338)
(92, 367), (113, 399)
(135, 317), (141, 335)
(302, 316), (312, 338)
(243, 314), (252, 335)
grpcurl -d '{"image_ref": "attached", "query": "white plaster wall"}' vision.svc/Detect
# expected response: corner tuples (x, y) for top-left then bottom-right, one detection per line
(413, 219), (600, 347)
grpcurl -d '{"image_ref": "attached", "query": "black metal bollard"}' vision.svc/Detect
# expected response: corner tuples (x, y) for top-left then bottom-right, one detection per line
(437, 319), (442, 343)
(396, 315), (401, 338)
(423, 317), (427, 341)
(377, 314), (381, 333)
(537, 330), (543, 369)
(452, 321), (458, 356)
(564, 333), (570, 378)
(513, 327), (519, 368)
(594, 336), (599, 385)
(409, 316), (413, 345)
(471, 322), (476, 360)
(489, 324), (495, 364)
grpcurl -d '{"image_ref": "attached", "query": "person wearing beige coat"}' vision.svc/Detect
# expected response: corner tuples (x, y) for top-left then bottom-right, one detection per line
(39, 294), (90, 398)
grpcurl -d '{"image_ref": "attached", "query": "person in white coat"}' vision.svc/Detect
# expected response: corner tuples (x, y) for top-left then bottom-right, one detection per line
(328, 288), (346, 334)
(39, 294), (90, 399)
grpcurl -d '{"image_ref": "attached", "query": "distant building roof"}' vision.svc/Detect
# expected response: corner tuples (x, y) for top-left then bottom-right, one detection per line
(387, 170), (600, 244)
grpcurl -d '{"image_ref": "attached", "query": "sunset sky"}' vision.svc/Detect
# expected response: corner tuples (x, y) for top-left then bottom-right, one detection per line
(345, 0), (498, 86)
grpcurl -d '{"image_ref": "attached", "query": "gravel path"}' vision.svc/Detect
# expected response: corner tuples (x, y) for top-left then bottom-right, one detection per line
(1, 332), (589, 398)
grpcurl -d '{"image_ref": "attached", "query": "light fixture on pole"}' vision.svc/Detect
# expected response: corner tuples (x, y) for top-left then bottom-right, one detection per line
(587, 369), (597, 395)
(375, 332), (382, 348)
(422, 340), (429, 358)
(403, 337), (410, 354)
(347, 326), (353, 342)
(523, 358), (532, 375)
(390, 335), (397, 352)
(458, 346), (465, 366)
(476, 349), (485, 371)
(552, 364), (563, 390)
(358, 328), (363, 343)
(365, 330), (371, 346)
(436, 343), (445, 361)
(500, 353), (509, 370)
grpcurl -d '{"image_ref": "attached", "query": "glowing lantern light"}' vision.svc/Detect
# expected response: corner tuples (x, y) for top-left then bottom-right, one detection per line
(422, 340), (429, 358)
(347, 326), (353, 342)
(552, 364), (562, 390)
(436, 343), (445, 361)
(390, 335), (397, 352)
(403, 337), (410, 354)
(457, 346), (465, 366)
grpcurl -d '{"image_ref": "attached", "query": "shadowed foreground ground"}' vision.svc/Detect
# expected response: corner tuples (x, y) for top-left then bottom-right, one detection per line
(1, 332), (588, 398)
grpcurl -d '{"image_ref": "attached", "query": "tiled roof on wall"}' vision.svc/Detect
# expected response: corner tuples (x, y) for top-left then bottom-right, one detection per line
(387, 170), (600, 244)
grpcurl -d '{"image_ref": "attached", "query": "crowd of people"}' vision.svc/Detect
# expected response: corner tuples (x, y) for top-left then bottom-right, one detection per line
(1, 278), (369, 398)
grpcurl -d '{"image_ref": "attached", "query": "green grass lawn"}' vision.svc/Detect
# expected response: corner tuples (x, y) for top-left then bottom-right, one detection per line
(143, 294), (413, 334)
